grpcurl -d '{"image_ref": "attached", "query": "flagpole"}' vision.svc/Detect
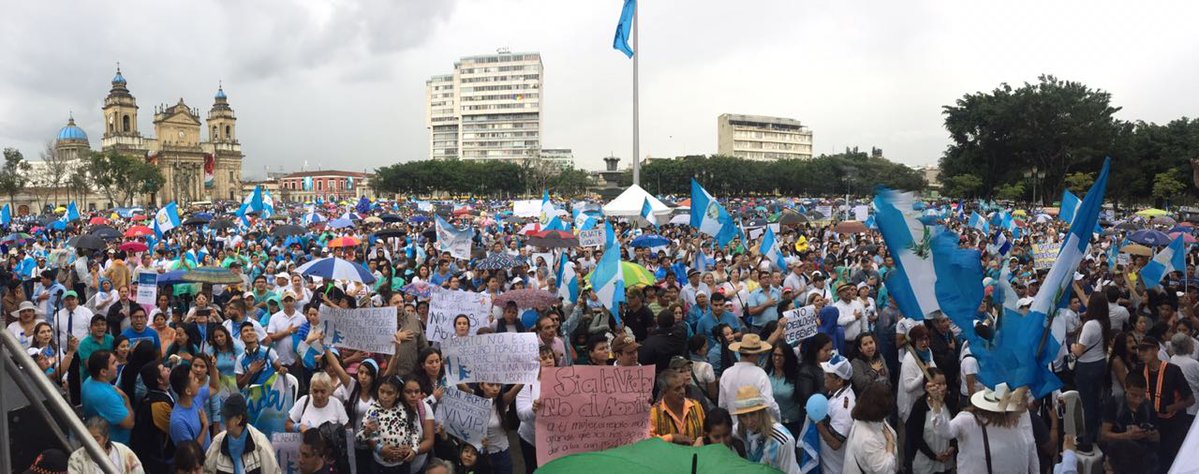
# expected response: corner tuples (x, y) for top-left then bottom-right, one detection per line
(631, 2), (640, 186)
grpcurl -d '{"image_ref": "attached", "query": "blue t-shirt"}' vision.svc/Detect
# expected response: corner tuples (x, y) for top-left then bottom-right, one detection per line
(82, 378), (131, 444)
(121, 326), (162, 352)
(235, 346), (278, 387)
(748, 286), (782, 326)
(170, 385), (212, 451)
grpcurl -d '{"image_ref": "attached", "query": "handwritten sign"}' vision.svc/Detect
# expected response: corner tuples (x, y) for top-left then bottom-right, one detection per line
(535, 365), (654, 466)
(136, 272), (157, 305)
(784, 305), (820, 344)
(1032, 242), (1061, 270)
(272, 432), (302, 474)
(442, 333), (540, 385)
(428, 289), (492, 342)
(578, 228), (605, 248)
(318, 306), (399, 355)
(1117, 252), (1130, 267)
(435, 388), (492, 449)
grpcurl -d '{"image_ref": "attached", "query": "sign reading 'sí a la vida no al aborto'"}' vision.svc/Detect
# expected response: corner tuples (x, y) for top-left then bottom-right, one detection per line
(535, 365), (655, 466)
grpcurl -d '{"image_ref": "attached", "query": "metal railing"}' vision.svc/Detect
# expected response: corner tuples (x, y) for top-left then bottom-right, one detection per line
(0, 329), (118, 473)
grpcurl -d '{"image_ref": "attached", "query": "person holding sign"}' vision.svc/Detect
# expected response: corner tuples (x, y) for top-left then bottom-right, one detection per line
(516, 345), (558, 472)
(475, 381), (523, 474)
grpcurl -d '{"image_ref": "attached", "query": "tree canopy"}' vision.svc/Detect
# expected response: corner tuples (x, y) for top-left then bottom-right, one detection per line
(371, 159), (594, 197)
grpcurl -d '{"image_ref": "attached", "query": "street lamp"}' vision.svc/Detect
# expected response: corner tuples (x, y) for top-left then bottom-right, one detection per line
(1023, 166), (1046, 204)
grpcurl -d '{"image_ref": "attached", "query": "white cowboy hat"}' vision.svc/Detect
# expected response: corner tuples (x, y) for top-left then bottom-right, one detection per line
(730, 385), (770, 415)
(10, 300), (42, 318)
(970, 383), (1029, 413)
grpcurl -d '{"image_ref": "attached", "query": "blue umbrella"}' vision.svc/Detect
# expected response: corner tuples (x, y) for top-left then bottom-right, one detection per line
(1129, 229), (1172, 246)
(630, 234), (670, 248)
(410, 215), (430, 224)
(328, 218), (355, 229)
(295, 257), (377, 284)
(157, 270), (189, 285)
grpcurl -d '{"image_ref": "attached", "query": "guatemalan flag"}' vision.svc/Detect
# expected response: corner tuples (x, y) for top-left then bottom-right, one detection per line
(154, 201), (181, 238)
(1141, 234), (1187, 289)
(540, 190), (567, 232)
(1, 204), (10, 228)
(590, 221), (626, 314)
(66, 202), (80, 222)
(690, 179), (738, 248)
(760, 226), (788, 271)
(556, 254), (580, 303)
(874, 189), (985, 323)
(1059, 189), (1081, 225)
(977, 158), (1111, 397)
(613, 0), (636, 58)
(641, 197), (657, 229)
(988, 230), (1012, 257)
(969, 211), (990, 233)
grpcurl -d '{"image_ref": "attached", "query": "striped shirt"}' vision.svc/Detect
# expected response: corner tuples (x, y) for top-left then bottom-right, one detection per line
(649, 398), (705, 443)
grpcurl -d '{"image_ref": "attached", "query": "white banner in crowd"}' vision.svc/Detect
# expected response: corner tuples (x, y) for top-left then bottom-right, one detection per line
(318, 306), (399, 355)
(784, 305), (820, 345)
(854, 205), (871, 221)
(513, 200), (541, 217)
(272, 433), (301, 474)
(435, 387), (493, 449)
(427, 289), (492, 342)
(578, 228), (605, 248)
(136, 272), (157, 305)
(443, 333), (541, 385)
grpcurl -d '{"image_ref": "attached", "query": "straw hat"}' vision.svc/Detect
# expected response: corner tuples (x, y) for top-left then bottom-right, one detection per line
(970, 383), (1029, 413)
(10, 301), (42, 319)
(729, 333), (773, 355)
(730, 385), (770, 415)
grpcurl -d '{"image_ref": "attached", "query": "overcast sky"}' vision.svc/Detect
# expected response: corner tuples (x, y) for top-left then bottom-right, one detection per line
(2, 0), (1198, 177)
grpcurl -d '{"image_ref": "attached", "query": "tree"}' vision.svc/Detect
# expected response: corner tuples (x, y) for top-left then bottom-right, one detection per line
(1063, 172), (1095, 194)
(941, 174), (983, 199)
(0, 148), (31, 208)
(1153, 168), (1187, 204)
(996, 182), (1026, 202)
(85, 150), (164, 207)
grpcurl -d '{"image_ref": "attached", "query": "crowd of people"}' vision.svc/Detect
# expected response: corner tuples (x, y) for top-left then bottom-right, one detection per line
(4, 194), (1198, 474)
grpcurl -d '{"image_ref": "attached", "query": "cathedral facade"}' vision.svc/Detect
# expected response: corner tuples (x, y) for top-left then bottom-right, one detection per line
(97, 66), (244, 205)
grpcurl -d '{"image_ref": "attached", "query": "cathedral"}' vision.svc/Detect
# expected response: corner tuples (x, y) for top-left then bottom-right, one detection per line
(86, 66), (244, 205)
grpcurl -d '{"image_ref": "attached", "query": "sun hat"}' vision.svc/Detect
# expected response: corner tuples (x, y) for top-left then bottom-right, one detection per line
(729, 333), (773, 355)
(730, 385), (770, 415)
(970, 382), (1029, 413)
(10, 301), (42, 318)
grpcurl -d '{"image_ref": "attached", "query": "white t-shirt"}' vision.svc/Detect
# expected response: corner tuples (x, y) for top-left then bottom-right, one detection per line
(959, 349), (980, 397)
(1170, 355), (1199, 416)
(288, 394), (349, 429)
(267, 310), (305, 365)
(821, 385), (856, 474)
(1108, 303), (1130, 333)
(1076, 320), (1105, 363)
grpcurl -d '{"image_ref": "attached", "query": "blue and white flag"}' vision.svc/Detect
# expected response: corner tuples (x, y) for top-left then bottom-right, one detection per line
(239, 185), (275, 222)
(969, 211), (990, 233)
(302, 205), (323, 226)
(1141, 234), (1187, 289)
(760, 226), (788, 271)
(590, 221), (626, 314)
(434, 214), (473, 260)
(539, 190), (555, 227)
(690, 179), (738, 248)
(1, 204), (10, 228)
(797, 417), (821, 473)
(988, 230), (1012, 257)
(640, 197), (657, 228)
(66, 202), (80, 222)
(154, 201), (181, 237)
(613, 0), (636, 58)
(556, 254), (580, 303)
(1060, 189), (1081, 225)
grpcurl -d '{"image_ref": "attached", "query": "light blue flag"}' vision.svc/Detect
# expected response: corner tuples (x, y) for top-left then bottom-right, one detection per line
(590, 221), (626, 314)
(1060, 189), (1081, 225)
(153, 201), (181, 238)
(760, 226), (788, 271)
(641, 197), (657, 228)
(613, 0), (636, 58)
(969, 211), (990, 233)
(66, 202), (80, 222)
(1141, 234), (1187, 289)
(690, 179), (738, 248)
(556, 254), (580, 303)
(1, 204), (11, 228)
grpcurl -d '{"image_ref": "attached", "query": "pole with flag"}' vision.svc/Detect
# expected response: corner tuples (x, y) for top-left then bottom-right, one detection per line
(613, 0), (639, 185)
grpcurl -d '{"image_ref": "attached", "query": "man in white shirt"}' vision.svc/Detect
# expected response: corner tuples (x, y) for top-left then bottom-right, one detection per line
(834, 283), (867, 343)
(782, 264), (808, 300)
(717, 334), (780, 420)
(681, 270), (711, 312)
(266, 291), (305, 368)
(1169, 333), (1199, 416)
(54, 291), (94, 404)
(803, 272), (832, 305)
(1106, 286), (1130, 332)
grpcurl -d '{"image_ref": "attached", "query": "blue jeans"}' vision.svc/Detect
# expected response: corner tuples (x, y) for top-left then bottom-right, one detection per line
(1074, 359), (1106, 448)
(488, 448), (513, 474)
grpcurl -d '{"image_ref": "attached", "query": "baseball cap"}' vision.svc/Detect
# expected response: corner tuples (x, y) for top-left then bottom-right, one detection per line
(281, 290), (298, 301)
(811, 271), (825, 280)
(611, 334), (641, 353)
(1138, 336), (1161, 350)
(1017, 296), (1034, 308)
(820, 352), (854, 380)
(63, 290), (78, 299)
(669, 355), (692, 370)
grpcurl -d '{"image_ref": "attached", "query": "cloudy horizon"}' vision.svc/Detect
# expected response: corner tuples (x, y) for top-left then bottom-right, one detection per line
(2, 0), (1197, 178)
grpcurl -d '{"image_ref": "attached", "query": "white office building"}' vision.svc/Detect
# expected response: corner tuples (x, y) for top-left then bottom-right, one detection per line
(717, 113), (813, 161)
(426, 50), (543, 162)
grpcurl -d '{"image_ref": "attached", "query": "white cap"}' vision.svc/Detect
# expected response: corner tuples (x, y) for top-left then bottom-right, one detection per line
(1017, 296), (1035, 308)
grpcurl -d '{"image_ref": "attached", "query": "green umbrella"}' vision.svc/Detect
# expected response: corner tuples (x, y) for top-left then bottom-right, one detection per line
(539, 438), (777, 473)
(583, 261), (658, 289)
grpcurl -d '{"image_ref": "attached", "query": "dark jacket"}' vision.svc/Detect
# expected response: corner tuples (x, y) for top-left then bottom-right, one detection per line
(624, 305), (656, 341)
(904, 393), (956, 469)
(639, 321), (689, 373)
(130, 388), (175, 473)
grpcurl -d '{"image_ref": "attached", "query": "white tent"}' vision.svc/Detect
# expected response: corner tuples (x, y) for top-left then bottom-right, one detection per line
(603, 184), (672, 226)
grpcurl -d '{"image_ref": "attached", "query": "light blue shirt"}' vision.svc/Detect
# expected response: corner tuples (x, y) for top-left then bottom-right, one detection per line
(748, 286), (782, 327)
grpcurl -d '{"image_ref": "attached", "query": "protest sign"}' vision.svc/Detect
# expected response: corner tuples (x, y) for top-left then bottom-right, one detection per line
(783, 305), (820, 344)
(854, 205), (870, 221)
(1032, 242), (1061, 270)
(578, 228), (605, 248)
(1117, 252), (1130, 267)
(443, 333), (540, 385)
(536, 365), (655, 466)
(816, 205), (834, 220)
(247, 372), (297, 439)
(513, 200), (541, 218)
(136, 271), (157, 305)
(318, 306), (398, 355)
(427, 289), (492, 342)
(435, 387), (492, 449)
(272, 432), (302, 474)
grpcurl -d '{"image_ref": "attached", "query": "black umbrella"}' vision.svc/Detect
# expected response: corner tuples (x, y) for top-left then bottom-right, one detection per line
(271, 224), (308, 237)
(70, 234), (107, 250)
(89, 226), (122, 240)
(183, 216), (209, 226)
(373, 228), (408, 240)
(422, 229), (437, 241)
(381, 214), (404, 223)
(209, 219), (236, 230)
(778, 211), (807, 226)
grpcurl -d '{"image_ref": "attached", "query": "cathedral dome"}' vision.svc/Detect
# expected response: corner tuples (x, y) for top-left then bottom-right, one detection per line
(112, 70), (126, 85)
(57, 117), (88, 142)
(215, 87), (226, 100)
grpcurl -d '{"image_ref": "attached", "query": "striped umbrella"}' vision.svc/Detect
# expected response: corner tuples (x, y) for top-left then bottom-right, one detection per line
(295, 257), (377, 284)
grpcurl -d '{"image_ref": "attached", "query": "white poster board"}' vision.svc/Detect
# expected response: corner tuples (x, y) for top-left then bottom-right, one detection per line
(318, 306), (399, 355)
(427, 289), (492, 342)
(783, 305), (820, 345)
(578, 228), (605, 248)
(436, 388), (493, 449)
(136, 271), (158, 306)
(443, 333), (540, 385)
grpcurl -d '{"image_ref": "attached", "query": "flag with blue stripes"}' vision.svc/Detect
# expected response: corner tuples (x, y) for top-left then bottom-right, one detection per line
(154, 201), (181, 237)
(690, 179), (738, 248)
(760, 226), (788, 271)
(969, 211), (990, 233)
(641, 197), (657, 228)
(1141, 234), (1187, 289)
(556, 254), (580, 303)
(1060, 189), (1081, 225)
(797, 417), (821, 473)
(988, 230), (1012, 257)
(613, 0), (636, 58)
(66, 202), (80, 222)
(1, 204), (10, 228)
(590, 221), (626, 313)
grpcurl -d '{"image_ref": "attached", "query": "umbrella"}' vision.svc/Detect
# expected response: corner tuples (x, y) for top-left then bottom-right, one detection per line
(834, 220), (869, 234)
(327, 236), (362, 248)
(119, 241), (149, 253)
(1152, 216), (1177, 227)
(630, 234), (670, 248)
(1, 232), (33, 245)
(1169, 231), (1199, 244)
(493, 288), (558, 308)
(474, 252), (522, 270)
(89, 226), (122, 240)
(53, 206), (66, 213)
(1136, 208), (1169, 218)
(373, 229), (408, 240)
(156, 270), (189, 285)
(182, 216), (209, 226)
(130, 214), (149, 221)
(68, 234), (106, 250)
(88, 216), (109, 225)
(380, 214), (404, 223)
(125, 225), (153, 237)
(807, 210), (826, 220)
(1121, 243), (1153, 257)
(778, 210), (807, 226)
(517, 223), (539, 236)
(363, 216), (383, 224)
(182, 267), (244, 284)
(209, 219), (236, 231)
(1129, 229), (1173, 246)
(1114, 222), (1141, 231)
(271, 225), (308, 237)
(401, 281), (434, 299)
(540, 438), (777, 474)
(409, 215), (429, 224)
(527, 231), (579, 249)
(295, 257), (377, 284)
(584, 261), (658, 288)
(195, 212), (214, 220)
(328, 218), (355, 229)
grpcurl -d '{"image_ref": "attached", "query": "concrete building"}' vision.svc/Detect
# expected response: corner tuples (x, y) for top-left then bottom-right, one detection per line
(426, 49), (543, 163)
(537, 148), (574, 171)
(277, 170), (375, 202)
(716, 113), (813, 161)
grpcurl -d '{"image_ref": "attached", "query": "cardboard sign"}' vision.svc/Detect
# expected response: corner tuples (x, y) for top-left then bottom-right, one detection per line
(784, 305), (820, 344)
(435, 388), (492, 449)
(1032, 242), (1061, 270)
(578, 228), (605, 248)
(535, 365), (655, 466)
(442, 333), (540, 385)
(318, 306), (399, 355)
(136, 271), (158, 305)
(272, 432), (302, 474)
(427, 289), (492, 342)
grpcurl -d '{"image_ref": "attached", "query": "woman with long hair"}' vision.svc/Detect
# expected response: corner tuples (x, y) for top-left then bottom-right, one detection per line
(850, 333), (890, 394)
(516, 345), (557, 472)
(1072, 291), (1111, 449)
(798, 333), (835, 419)
(164, 324), (201, 365)
(328, 351), (379, 474)
(1108, 331), (1139, 400)
(765, 342), (803, 435)
(120, 340), (160, 406)
(413, 347), (447, 407)
(692, 406), (747, 458)
(357, 375), (420, 473)
(400, 377), (435, 472)
(708, 323), (738, 377)
(475, 381), (523, 474)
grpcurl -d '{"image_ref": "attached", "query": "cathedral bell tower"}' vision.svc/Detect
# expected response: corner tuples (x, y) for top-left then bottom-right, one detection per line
(101, 64), (140, 138)
(206, 83), (237, 143)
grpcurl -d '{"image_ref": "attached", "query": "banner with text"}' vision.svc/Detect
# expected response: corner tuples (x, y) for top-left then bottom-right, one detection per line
(1032, 242), (1062, 270)
(578, 228), (605, 248)
(784, 305), (820, 345)
(272, 433), (301, 474)
(427, 289), (492, 342)
(435, 387), (492, 449)
(318, 306), (398, 355)
(443, 333), (540, 385)
(136, 271), (158, 306)
(535, 365), (654, 466)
